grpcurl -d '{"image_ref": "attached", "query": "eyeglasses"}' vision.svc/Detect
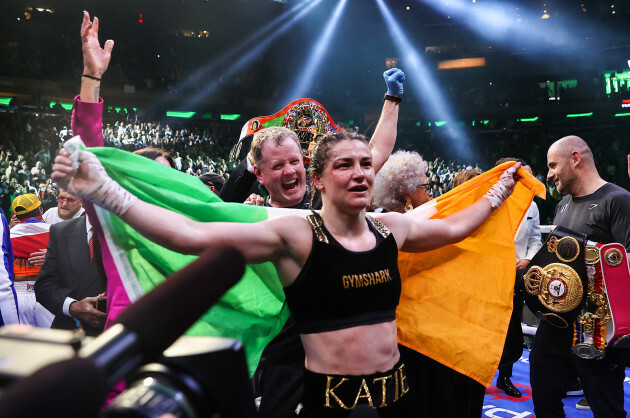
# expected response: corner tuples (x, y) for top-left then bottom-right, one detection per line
(58, 196), (80, 204)
(417, 183), (431, 192)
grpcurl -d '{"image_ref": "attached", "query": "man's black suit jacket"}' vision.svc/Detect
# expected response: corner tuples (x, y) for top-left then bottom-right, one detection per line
(35, 216), (106, 335)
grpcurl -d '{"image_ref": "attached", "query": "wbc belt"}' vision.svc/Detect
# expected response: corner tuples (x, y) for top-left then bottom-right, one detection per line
(522, 226), (588, 329)
(572, 242), (630, 359)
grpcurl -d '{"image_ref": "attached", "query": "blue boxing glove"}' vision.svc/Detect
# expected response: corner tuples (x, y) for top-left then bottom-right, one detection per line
(383, 68), (405, 95)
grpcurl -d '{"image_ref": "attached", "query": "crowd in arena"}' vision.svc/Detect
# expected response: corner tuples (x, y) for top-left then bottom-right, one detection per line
(2, 104), (630, 227)
(0, 110), (240, 216)
(1, 6), (630, 416)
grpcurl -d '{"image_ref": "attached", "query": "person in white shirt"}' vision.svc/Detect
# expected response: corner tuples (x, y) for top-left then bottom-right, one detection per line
(496, 158), (542, 397)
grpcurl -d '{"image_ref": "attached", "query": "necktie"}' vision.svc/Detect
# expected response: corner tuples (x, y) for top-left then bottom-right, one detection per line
(89, 228), (94, 259)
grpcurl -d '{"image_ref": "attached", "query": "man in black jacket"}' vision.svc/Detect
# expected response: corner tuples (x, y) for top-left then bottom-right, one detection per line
(35, 215), (107, 336)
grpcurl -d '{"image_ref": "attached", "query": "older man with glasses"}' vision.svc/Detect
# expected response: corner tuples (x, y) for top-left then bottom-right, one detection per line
(25, 189), (87, 268)
(43, 189), (85, 225)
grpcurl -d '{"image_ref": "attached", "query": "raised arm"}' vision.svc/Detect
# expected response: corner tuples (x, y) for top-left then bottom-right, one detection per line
(72, 11), (114, 147)
(80, 11), (113, 104)
(369, 68), (404, 173)
(381, 163), (519, 252)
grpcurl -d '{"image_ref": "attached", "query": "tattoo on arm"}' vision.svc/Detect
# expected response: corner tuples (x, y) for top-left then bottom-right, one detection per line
(93, 86), (100, 103)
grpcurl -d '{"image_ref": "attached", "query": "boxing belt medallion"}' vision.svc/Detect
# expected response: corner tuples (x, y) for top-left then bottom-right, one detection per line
(522, 226), (588, 328)
(573, 242), (630, 359)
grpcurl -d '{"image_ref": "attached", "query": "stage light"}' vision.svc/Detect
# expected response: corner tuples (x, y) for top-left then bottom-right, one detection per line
(280, 0), (348, 105)
(166, 111), (196, 119)
(566, 112), (593, 118)
(437, 57), (486, 70)
(376, 0), (475, 161)
(184, 0), (322, 111)
(49, 102), (73, 110)
(518, 117), (539, 122)
(151, 0), (313, 113)
(385, 58), (399, 68)
(220, 114), (241, 120)
(416, 0), (588, 50)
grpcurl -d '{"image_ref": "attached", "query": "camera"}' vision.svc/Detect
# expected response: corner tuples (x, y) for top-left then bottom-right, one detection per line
(0, 325), (256, 418)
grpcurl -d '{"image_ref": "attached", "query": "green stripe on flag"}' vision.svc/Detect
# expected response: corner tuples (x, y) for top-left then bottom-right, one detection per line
(89, 146), (289, 376)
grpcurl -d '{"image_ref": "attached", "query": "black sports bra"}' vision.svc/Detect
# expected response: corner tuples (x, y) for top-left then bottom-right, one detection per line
(283, 213), (401, 334)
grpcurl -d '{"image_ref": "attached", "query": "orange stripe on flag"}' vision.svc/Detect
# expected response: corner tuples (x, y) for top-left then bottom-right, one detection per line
(396, 162), (545, 387)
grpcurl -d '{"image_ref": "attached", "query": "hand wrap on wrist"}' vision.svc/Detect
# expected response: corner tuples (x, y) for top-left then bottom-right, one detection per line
(89, 175), (138, 217)
(484, 164), (518, 208)
(63, 139), (137, 217)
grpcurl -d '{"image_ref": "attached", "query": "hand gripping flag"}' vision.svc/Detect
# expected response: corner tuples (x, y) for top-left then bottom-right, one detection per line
(396, 162), (546, 386)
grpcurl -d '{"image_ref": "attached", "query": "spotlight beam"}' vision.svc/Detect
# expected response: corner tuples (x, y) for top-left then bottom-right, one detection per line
(375, 0), (475, 161)
(417, 0), (606, 51)
(151, 0), (310, 112)
(185, 0), (323, 110)
(280, 0), (348, 105)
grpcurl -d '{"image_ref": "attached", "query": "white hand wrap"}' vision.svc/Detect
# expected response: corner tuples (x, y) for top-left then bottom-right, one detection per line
(63, 140), (138, 217)
(484, 164), (518, 208)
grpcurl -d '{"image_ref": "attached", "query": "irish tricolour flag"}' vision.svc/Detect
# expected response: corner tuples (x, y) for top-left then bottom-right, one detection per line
(87, 146), (544, 386)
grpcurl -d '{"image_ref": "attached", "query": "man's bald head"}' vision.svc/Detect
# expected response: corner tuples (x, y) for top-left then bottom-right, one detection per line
(547, 135), (603, 197)
(549, 136), (595, 168)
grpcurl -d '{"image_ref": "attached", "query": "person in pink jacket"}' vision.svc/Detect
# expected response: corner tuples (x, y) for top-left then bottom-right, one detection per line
(71, 11), (129, 331)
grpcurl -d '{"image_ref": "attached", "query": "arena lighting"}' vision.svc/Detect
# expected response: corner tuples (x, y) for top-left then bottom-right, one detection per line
(184, 0), (322, 110)
(416, 0), (596, 50)
(604, 70), (630, 95)
(614, 112), (630, 117)
(49, 102), (73, 110)
(518, 117), (539, 122)
(279, 0), (348, 105)
(566, 112), (593, 118)
(166, 111), (196, 118)
(105, 106), (126, 113)
(385, 58), (399, 68)
(437, 57), (486, 70)
(375, 0), (476, 161)
(0, 98), (11, 106)
(153, 0), (311, 109)
(220, 114), (241, 120)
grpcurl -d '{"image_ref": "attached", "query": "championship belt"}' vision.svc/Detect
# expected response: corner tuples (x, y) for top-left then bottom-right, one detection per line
(230, 98), (341, 163)
(522, 226), (588, 328)
(572, 242), (630, 359)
